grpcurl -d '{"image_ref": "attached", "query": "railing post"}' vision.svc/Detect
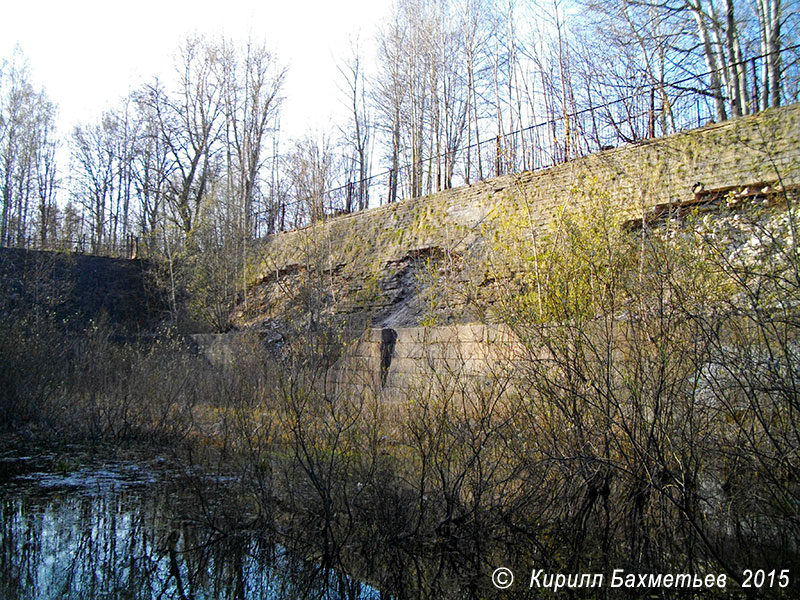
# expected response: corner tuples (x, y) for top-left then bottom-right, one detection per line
(495, 134), (502, 177)
(649, 88), (656, 138)
(751, 57), (760, 113)
(697, 98), (701, 128)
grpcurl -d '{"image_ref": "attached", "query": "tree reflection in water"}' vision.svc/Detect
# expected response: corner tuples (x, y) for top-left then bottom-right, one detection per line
(0, 463), (382, 600)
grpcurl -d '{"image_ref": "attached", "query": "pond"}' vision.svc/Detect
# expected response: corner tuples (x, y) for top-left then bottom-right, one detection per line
(0, 452), (383, 600)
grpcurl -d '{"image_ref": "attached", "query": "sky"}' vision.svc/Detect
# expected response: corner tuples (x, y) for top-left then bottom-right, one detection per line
(0, 0), (391, 142)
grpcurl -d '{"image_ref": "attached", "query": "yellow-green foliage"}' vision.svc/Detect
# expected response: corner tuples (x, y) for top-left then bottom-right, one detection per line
(484, 182), (632, 324)
(484, 181), (745, 328)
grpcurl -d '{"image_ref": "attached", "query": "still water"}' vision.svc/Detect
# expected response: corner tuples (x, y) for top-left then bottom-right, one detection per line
(0, 453), (381, 600)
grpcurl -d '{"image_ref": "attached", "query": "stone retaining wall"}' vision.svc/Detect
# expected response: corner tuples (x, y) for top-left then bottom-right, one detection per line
(238, 104), (800, 331)
(236, 105), (800, 395)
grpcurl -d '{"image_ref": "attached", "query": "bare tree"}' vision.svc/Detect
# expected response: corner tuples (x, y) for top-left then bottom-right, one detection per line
(753, 0), (783, 108)
(374, 8), (408, 204)
(577, 0), (797, 126)
(338, 39), (372, 212)
(144, 37), (224, 237)
(33, 98), (58, 247)
(0, 49), (58, 248)
(218, 37), (285, 236)
(462, 0), (496, 182)
(71, 115), (116, 251)
(285, 134), (338, 226)
(130, 88), (171, 248)
(374, 0), (478, 199)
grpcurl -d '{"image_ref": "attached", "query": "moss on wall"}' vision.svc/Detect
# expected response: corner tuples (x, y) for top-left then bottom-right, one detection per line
(237, 103), (800, 329)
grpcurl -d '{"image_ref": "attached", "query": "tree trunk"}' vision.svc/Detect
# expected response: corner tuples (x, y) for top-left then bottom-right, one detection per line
(688, 0), (728, 121)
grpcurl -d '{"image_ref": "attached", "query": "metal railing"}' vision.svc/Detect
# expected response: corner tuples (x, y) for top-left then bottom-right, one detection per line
(3, 45), (797, 254)
(273, 43), (799, 233)
(2, 234), (144, 260)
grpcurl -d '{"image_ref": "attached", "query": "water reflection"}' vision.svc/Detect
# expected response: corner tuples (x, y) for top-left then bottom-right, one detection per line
(0, 459), (381, 600)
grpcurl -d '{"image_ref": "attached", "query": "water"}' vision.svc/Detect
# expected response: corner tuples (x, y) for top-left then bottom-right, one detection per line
(0, 454), (382, 600)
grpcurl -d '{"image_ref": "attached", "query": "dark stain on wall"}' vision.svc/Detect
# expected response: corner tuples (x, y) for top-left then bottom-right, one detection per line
(380, 327), (398, 388)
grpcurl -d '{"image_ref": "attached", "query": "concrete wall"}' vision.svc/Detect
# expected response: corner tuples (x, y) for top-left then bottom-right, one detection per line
(0, 248), (164, 332)
(327, 324), (524, 401)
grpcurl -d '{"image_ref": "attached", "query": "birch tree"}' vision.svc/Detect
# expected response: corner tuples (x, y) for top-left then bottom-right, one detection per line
(338, 40), (372, 212)
(0, 50), (58, 248)
(218, 38), (285, 236)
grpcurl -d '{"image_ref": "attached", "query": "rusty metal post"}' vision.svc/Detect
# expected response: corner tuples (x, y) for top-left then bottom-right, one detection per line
(751, 58), (760, 113)
(649, 88), (656, 138)
(495, 134), (502, 177)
